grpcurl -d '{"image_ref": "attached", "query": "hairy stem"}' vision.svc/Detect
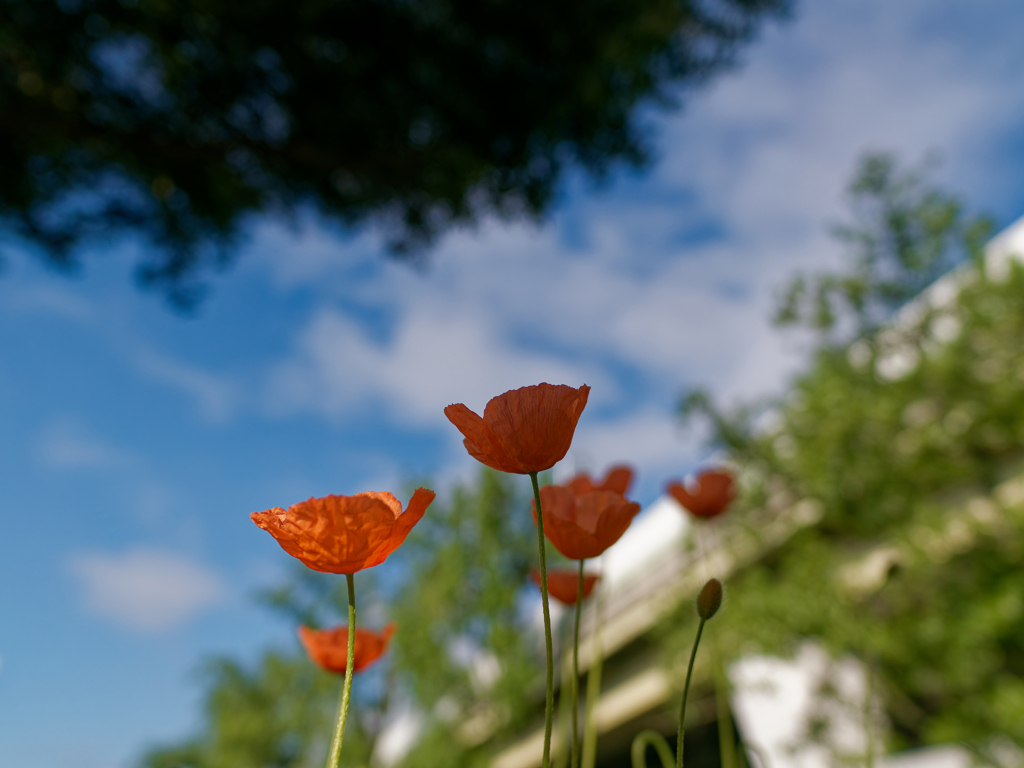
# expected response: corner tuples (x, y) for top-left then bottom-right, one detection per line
(715, 649), (736, 768)
(326, 573), (357, 768)
(532, 471), (555, 768)
(677, 618), (706, 768)
(581, 589), (604, 768)
(571, 558), (584, 768)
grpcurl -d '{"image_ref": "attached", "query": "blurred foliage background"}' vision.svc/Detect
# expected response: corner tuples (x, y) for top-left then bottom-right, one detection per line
(678, 154), (1024, 762)
(140, 470), (551, 768)
(138, 154), (1024, 765)
(0, 0), (788, 305)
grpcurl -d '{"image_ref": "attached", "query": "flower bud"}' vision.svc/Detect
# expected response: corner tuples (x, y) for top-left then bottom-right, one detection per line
(696, 578), (723, 620)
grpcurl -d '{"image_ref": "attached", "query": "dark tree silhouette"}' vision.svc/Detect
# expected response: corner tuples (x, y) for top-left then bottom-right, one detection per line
(1, 0), (788, 304)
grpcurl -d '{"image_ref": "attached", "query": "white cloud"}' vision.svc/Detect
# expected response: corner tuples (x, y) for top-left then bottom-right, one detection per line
(69, 548), (225, 632)
(238, 0), (1024, 488)
(132, 347), (237, 422)
(36, 419), (129, 470)
(1, 285), (96, 322)
(265, 303), (604, 425)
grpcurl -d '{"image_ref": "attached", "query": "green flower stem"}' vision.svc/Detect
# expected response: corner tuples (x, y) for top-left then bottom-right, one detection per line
(553, 631), (571, 768)
(531, 471), (555, 768)
(555, 612), (574, 768)
(580, 590), (603, 768)
(571, 559), (584, 768)
(631, 730), (675, 768)
(677, 617), (706, 768)
(326, 573), (357, 768)
(714, 650), (736, 768)
(864, 658), (876, 768)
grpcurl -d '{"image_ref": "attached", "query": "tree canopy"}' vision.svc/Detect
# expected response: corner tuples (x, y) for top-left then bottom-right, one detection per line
(682, 155), (1024, 760)
(1, 0), (788, 305)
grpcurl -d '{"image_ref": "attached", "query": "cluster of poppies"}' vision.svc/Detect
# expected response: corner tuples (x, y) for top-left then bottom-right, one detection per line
(251, 383), (735, 768)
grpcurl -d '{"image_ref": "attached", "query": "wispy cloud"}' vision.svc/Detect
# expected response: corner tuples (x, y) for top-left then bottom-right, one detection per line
(69, 548), (226, 632)
(2, 284), (96, 322)
(35, 418), (130, 470)
(248, 0), (1024, 491)
(264, 303), (605, 425)
(132, 347), (237, 422)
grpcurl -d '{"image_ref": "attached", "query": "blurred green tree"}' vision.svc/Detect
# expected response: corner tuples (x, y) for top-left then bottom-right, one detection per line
(0, 0), (788, 305)
(137, 155), (1024, 767)
(141, 650), (373, 768)
(139, 468), (543, 768)
(679, 154), (1024, 759)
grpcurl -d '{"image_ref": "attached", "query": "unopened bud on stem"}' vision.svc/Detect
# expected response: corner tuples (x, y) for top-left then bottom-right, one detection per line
(696, 578), (723, 620)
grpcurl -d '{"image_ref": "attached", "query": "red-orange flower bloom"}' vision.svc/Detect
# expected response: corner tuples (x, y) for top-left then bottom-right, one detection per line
(533, 486), (641, 560)
(566, 464), (634, 496)
(666, 469), (735, 519)
(251, 488), (435, 573)
(530, 568), (600, 605)
(299, 623), (396, 675)
(444, 383), (590, 474)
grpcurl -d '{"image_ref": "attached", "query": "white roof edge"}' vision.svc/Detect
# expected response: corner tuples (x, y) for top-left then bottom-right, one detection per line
(985, 211), (1024, 280)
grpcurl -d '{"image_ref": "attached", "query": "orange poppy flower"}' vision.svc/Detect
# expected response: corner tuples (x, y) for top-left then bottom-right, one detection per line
(299, 623), (396, 675)
(666, 469), (735, 519)
(444, 383), (590, 474)
(566, 464), (634, 496)
(530, 568), (600, 605)
(251, 488), (435, 573)
(533, 486), (641, 560)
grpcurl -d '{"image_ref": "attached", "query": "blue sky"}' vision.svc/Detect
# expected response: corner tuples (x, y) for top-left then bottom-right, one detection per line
(4, 1), (1024, 766)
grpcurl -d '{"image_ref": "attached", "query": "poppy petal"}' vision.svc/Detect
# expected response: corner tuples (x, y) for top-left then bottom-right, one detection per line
(362, 487), (435, 569)
(544, 514), (601, 559)
(443, 403), (516, 473)
(534, 486), (640, 559)
(667, 470), (735, 519)
(485, 384), (589, 473)
(252, 490), (433, 573)
(447, 384), (590, 474)
(567, 474), (597, 495)
(535, 485), (577, 525)
(666, 482), (694, 511)
(298, 623), (395, 675)
(530, 568), (600, 605)
(600, 466), (634, 495)
(591, 494), (641, 552)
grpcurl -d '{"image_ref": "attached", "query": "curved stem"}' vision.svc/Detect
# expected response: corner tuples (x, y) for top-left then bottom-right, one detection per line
(741, 741), (771, 768)
(326, 573), (357, 768)
(571, 558), (584, 768)
(677, 617), (706, 768)
(531, 471), (555, 768)
(631, 730), (675, 768)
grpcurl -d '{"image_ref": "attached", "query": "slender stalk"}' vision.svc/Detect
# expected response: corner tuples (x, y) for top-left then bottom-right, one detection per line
(714, 650), (736, 768)
(531, 471), (555, 768)
(554, 615), (571, 768)
(677, 618), (706, 768)
(325, 573), (357, 768)
(580, 589), (603, 768)
(571, 559), (584, 768)
(865, 657), (876, 768)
